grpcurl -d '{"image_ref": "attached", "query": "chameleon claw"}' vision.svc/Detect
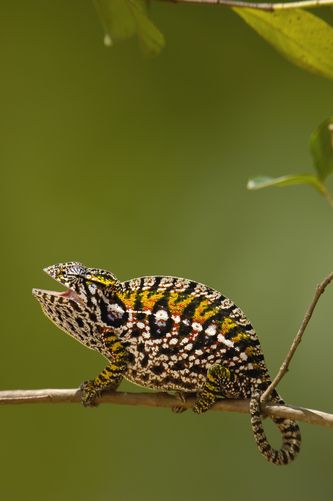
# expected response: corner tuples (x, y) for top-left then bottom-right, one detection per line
(80, 380), (101, 407)
(171, 391), (188, 414)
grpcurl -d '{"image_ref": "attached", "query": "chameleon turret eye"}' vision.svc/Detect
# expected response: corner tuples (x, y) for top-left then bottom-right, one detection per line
(33, 263), (301, 465)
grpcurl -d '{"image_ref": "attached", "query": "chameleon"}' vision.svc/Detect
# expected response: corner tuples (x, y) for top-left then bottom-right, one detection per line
(32, 262), (301, 465)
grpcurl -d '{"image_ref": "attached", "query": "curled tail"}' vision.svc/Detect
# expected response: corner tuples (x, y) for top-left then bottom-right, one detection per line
(250, 392), (301, 465)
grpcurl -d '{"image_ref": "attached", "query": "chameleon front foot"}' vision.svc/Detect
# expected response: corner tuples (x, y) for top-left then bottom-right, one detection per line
(80, 380), (102, 407)
(79, 362), (124, 407)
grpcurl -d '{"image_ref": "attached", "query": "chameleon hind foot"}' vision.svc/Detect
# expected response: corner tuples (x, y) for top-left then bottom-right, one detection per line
(171, 392), (196, 414)
(193, 364), (233, 414)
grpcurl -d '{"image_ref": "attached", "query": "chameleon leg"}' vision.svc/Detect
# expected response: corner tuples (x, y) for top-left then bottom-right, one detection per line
(193, 364), (237, 414)
(80, 331), (129, 407)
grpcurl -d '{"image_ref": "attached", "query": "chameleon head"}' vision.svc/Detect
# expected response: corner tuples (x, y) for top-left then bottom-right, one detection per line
(32, 262), (119, 348)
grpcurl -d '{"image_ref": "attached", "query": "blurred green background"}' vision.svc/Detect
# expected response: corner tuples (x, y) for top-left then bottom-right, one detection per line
(1, 1), (333, 500)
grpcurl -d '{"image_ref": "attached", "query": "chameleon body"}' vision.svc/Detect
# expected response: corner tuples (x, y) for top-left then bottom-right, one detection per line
(33, 262), (301, 465)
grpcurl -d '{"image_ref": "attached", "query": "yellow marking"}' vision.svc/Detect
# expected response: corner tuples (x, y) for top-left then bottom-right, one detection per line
(231, 332), (250, 344)
(139, 290), (165, 311)
(111, 342), (123, 352)
(117, 290), (138, 310)
(193, 299), (220, 323)
(221, 317), (237, 335)
(89, 274), (116, 286)
(105, 334), (117, 342)
(245, 346), (255, 357)
(167, 292), (194, 316)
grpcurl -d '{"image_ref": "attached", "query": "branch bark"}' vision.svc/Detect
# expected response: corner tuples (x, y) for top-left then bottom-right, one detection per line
(156, 0), (333, 11)
(0, 389), (332, 428)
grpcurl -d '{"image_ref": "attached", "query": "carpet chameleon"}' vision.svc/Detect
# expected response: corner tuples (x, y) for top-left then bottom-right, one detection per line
(33, 262), (301, 465)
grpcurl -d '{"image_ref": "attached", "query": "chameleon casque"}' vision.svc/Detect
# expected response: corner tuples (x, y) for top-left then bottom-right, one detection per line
(33, 262), (301, 465)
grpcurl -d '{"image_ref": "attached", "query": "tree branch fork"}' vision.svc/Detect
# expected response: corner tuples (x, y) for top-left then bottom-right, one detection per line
(2, 272), (333, 431)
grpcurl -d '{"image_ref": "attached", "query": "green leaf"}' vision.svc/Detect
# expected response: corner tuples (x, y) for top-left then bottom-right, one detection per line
(233, 8), (333, 81)
(94, 0), (165, 56)
(129, 0), (165, 57)
(247, 174), (324, 191)
(310, 117), (333, 180)
(94, 0), (136, 44)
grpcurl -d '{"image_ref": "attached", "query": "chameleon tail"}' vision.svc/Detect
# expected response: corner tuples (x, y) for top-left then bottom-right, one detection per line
(250, 392), (301, 465)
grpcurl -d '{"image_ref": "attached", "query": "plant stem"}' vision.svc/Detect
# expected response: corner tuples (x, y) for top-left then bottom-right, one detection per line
(156, 0), (333, 11)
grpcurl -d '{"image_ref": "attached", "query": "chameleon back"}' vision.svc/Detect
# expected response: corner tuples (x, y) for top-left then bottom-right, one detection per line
(114, 276), (271, 395)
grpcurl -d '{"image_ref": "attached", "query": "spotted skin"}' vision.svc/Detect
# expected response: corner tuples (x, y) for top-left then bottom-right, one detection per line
(33, 262), (301, 465)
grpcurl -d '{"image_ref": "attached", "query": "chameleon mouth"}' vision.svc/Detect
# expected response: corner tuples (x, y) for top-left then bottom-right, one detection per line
(32, 266), (84, 305)
(32, 287), (83, 305)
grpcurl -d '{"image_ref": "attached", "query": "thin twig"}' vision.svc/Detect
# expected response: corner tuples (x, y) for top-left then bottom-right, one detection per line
(156, 0), (333, 11)
(0, 388), (332, 428)
(261, 271), (333, 403)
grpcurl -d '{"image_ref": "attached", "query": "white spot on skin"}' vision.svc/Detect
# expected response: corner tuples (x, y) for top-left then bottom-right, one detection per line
(192, 322), (202, 331)
(172, 315), (181, 323)
(155, 310), (169, 321)
(206, 325), (216, 336)
(143, 331), (150, 339)
(184, 343), (193, 351)
(217, 334), (234, 347)
(195, 349), (203, 356)
(108, 303), (125, 319)
(240, 352), (248, 361)
(137, 322), (145, 329)
(88, 284), (97, 294)
(169, 338), (178, 345)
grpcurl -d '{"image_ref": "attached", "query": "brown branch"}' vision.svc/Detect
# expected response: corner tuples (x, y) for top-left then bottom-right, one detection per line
(156, 0), (333, 11)
(0, 388), (333, 428)
(261, 271), (333, 403)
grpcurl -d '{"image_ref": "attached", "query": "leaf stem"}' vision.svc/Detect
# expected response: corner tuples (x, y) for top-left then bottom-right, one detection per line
(156, 0), (333, 12)
(318, 182), (333, 208)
